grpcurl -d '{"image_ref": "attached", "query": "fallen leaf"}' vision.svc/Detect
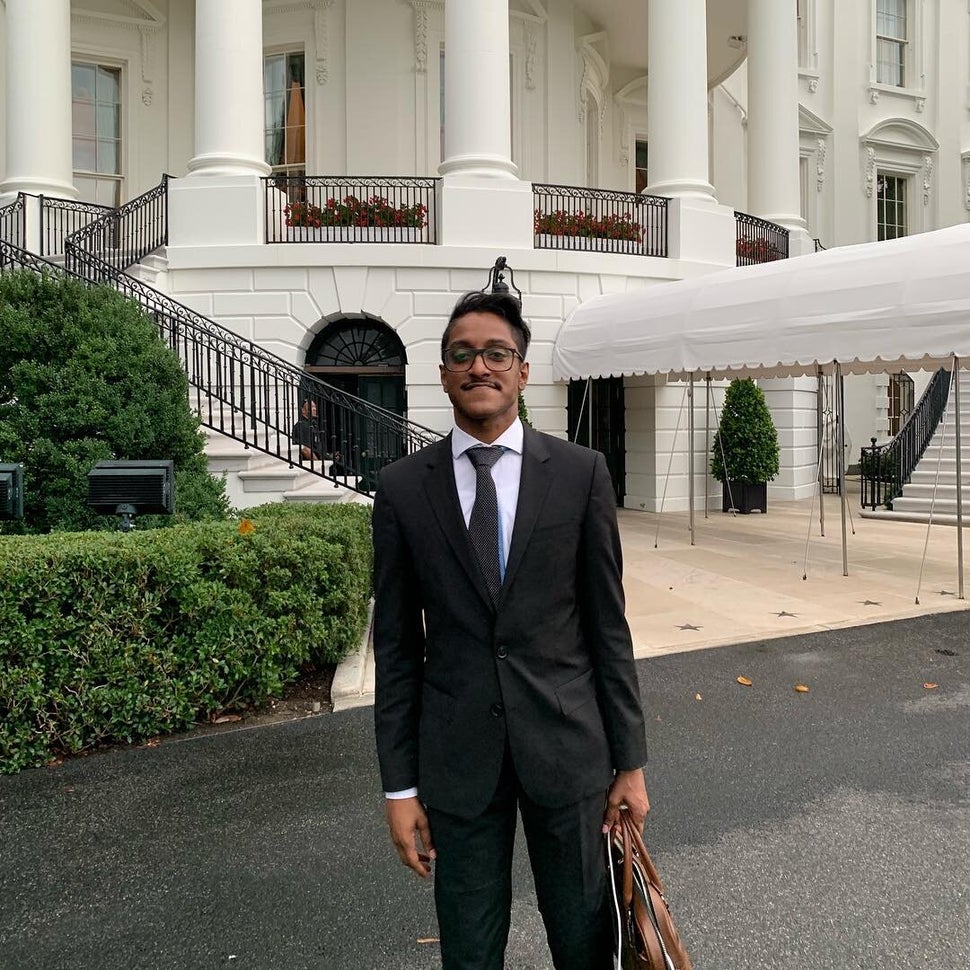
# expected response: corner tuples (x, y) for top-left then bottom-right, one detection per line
(238, 518), (255, 535)
(141, 738), (161, 747)
(736, 676), (753, 687)
(417, 938), (440, 945)
(794, 684), (810, 693)
(694, 693), (703, 701)
(923, 682), (939, 690)
(213, 714), (243, 724)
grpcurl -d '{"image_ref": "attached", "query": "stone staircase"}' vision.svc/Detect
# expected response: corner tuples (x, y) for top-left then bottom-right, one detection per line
(861, 370), (970, 525)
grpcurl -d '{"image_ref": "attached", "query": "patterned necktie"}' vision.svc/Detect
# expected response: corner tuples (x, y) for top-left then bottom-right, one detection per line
(466, 446), (505, 604)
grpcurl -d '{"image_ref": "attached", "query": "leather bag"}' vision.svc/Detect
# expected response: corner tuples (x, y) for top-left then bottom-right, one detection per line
(606, 810), (693, 970)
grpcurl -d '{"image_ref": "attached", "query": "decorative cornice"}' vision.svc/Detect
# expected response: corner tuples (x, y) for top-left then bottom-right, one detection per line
(815, 138), (826, 192)
(72, 0), (165, 31)
(523, 21), (538, 90)
(314, 1), (335, 85)
(407, 0), (442, 74)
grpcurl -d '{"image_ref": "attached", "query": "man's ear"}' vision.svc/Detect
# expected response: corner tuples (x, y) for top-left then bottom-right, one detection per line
(518, 361), (529, 390)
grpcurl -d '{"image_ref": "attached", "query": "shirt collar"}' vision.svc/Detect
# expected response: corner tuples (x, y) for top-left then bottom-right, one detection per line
(452, 418), (524, 460)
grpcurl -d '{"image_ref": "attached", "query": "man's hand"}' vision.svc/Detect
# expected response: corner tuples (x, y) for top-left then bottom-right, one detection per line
(386, 797), (436, 879)
(602, 768), (650, 834)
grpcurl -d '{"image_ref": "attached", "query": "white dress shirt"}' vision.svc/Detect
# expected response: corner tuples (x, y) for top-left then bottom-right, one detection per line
(385, 419), (525, 801)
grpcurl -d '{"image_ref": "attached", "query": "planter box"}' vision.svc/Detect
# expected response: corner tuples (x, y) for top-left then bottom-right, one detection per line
(535, 233), (642, 255)
(722, 481), (768, 514)
(284, 226), (422, 244)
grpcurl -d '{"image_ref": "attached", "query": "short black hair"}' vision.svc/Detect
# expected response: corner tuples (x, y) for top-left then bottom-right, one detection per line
(441, 291), (531, 360)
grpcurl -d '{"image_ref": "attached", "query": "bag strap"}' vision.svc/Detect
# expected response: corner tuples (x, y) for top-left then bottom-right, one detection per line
(620, 809), (665, 895)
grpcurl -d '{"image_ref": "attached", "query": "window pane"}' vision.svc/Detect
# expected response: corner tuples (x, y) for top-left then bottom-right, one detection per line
(97, 66), (121, 105)
(286, 52), (305, 86)
(73, 137), (97, 172)
(96, 104), (120, 140)
(876, 0), (906, 40)
(876, 38), (905, 86)
(264, 55), (286, 97)
(72, 63), (96, 102)
(73, 100), (96, 138)
(266, 132), (284, 167)
(97, 139), (119, 175)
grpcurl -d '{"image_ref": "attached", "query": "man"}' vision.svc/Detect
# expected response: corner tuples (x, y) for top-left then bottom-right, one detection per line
(290, 398), (322, 461)
(372, 290), (648, 970)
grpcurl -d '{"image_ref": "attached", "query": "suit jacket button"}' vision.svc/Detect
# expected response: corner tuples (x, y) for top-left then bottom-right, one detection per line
(490, 702), (505, 717)
(496, 645), (508, 660)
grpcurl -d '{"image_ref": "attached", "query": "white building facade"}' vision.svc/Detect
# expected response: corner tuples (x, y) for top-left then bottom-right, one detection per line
(1, 0), (967, 510)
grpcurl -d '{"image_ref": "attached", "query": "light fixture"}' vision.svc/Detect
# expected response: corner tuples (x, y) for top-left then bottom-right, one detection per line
(482, 255), (522, 306)
(86, 460), (175, 531)
(0, 463), (24, 520)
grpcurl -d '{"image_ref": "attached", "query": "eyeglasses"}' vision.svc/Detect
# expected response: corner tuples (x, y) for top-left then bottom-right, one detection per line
(442, 346), (523, 372)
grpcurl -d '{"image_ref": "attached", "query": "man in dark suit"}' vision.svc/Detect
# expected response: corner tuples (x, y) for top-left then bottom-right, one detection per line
(373, 290), (648, 970)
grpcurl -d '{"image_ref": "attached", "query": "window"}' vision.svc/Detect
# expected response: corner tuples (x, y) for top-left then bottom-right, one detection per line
(876, 173), (908, 240)
(876, 0), (907, 86)
(72, 62), (122, 206)
(635, 141), (648, 194)
(264, 52), (306, 180)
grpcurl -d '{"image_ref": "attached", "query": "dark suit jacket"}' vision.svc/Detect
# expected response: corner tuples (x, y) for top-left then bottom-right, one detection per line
(372, 426), (647, 820)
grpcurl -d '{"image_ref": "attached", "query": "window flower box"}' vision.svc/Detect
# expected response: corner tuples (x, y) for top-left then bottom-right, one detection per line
(535, 232), (642, 255)
(284, 195), (428, 244)
(533, 208), (645, 254)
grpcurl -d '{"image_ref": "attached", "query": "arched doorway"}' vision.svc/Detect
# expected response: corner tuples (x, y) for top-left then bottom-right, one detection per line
(306, 313), (407, 414)
(304, 314), (407, 485)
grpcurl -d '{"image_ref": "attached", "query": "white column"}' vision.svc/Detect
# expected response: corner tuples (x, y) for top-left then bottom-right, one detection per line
(746, 0), (805, 230)
(186, 0), (269, 177)
(439, 0), (517, 179)
(0, 0), (76, 199)
(645, 0), (715, 200)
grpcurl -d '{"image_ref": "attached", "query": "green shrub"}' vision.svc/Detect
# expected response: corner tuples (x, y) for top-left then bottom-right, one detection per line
(0, 270), (228, 533)
(0, 503), (372, 773)
(710, 378), (780, 485)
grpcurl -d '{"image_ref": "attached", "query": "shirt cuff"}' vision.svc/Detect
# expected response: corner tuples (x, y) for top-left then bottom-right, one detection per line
(385, 787), (419, 800)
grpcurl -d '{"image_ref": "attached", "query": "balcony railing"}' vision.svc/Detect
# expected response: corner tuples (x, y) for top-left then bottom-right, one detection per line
(533, 183), (669, 257)
(735, 211), (790, 265)
(860, 367), (951, 510)
(0, 193), (26, 249)
(38, 196), (114, 258)
(264, 175), (439, 245)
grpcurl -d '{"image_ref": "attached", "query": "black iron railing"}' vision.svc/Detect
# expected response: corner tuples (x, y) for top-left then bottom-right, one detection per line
(814, 238), (826, 252)
(817, 371), (840, 494)
(735, 211), (790, 266)
(533, 183), (669, 257)
(0, 236), (440, 498)
(64, 175), (169, 280)
(39, 196), (114, 258)
(860, 367), (951, 510)
(0, 193), (26, 248)
(264, 175), (439, 245)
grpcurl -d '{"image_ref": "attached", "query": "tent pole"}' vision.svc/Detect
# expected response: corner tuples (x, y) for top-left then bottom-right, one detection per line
(954, 355), (965, 599)
(705, 375), (711, 519)
(836, 361), (848, 576)
(688, 374), (695, 546)
(817, 366), (825, 538)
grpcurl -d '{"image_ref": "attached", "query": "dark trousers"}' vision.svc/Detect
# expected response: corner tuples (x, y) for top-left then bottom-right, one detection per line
(426, 750), (612, 970)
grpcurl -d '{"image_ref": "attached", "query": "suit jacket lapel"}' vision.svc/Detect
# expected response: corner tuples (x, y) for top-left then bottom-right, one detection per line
(501, 427), (553, 599)
(422, 434), (495, 611)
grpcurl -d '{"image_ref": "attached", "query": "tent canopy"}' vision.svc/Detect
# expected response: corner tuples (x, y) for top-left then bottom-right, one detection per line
(553, 223), (970, 382)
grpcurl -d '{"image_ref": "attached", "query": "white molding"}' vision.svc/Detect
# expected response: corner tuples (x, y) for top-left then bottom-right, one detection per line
(313, 1), (335, 84)
(72, 0), (166, 30)
(407, 0), (442, 74)
(577, 31), (609, 125)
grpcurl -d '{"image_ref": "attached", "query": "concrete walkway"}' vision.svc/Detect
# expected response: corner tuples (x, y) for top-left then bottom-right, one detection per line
(333, 489), (969, 709)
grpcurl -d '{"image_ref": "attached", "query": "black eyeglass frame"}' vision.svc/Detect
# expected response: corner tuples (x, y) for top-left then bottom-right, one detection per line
(441, 346), (524, 373)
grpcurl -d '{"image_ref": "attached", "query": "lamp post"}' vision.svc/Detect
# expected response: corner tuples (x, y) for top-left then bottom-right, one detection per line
(482, 255), (522, 305)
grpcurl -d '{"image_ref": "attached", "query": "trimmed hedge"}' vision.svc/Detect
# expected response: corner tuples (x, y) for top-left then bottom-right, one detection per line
(0, 503), (372, 773)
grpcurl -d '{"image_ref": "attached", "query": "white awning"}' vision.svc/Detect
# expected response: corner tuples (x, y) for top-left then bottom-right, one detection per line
(553, 223), (970, 382)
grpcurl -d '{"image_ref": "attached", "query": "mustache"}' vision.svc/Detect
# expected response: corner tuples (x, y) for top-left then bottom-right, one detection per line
(461, 379), (500, 390)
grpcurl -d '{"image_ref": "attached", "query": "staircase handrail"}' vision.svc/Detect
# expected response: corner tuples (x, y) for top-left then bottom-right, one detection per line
(0, 192), (27, 248)
(64, 175), (170, 281)
(0, 238), (441, 498)
(860, 366), (952, 510)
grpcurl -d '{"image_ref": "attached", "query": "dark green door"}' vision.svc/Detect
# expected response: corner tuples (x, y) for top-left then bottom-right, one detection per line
(567, 377), (625, 506)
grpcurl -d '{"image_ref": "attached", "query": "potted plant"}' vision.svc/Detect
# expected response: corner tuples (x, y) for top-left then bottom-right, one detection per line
(736, 236), (785, 263)
(710, 378), (780, 513)
(534, 208), (645, 253)
(284, 195), (428, 242)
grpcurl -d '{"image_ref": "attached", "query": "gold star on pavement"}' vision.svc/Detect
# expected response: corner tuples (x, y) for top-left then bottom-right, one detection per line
(676, 623), (701, 631)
